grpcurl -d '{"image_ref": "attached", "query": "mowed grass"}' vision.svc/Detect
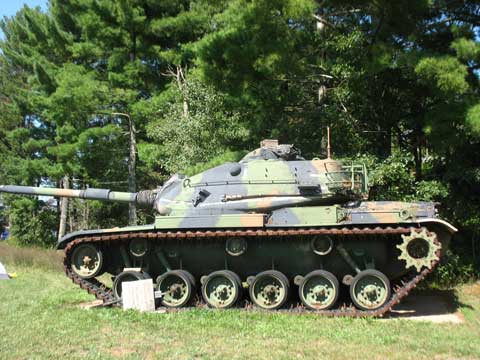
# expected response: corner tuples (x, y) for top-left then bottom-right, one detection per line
(1, 243), (480, 360)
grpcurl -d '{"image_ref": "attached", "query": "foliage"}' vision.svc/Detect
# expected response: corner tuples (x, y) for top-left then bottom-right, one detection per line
(466, 104), (480, 136)
(147, 77), (249, 173)
(368, 151), (416, 201)
(6, 197), (56, 247)
(415, 56), (469, 95)
(429, 250), (477, 289)
(184, 150), (247, 176)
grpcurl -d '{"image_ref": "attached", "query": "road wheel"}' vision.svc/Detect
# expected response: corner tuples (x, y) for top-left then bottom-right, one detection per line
(299, 270), (339, 310)
(113, 270), (149, 299)
(70, 243), (103, 279)
(202, 270), (242, 309)
(350, 269), (391, 311)
(249, 270), (289, 310)
(157, 270), (195, 308)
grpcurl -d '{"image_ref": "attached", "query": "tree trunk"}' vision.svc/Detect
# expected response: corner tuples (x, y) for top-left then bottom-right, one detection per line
(414, 124), (423, 181)
(128, 115), (137, 226)
(175, 66), (188, 117)
(58, 175), (69, 241)
(127, 31), (138, 226)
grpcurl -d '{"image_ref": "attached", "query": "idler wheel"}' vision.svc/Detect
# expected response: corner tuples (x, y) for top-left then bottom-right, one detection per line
(299, 270), (339, 310)
(113, 270), (150, 299)
(350, 269), (391, 311)
(157, 270), (195, 308)
(249, 270), (289, 310)
(201, 270), (242, 309)
(70, 243), (104, 279)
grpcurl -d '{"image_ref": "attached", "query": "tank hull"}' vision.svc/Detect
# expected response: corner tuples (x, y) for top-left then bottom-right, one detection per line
(57, 201), (456, 248)
(59, 202), (455, 315)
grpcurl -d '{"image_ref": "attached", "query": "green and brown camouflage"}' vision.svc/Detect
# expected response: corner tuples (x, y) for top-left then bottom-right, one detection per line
(0, 139), (458, 313)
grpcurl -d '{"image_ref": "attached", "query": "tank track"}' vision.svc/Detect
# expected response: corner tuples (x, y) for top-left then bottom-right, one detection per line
(62, 225), (439, 317)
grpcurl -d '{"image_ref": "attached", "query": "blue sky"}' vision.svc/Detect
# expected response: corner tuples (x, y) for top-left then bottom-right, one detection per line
(0, 0), (48, 38)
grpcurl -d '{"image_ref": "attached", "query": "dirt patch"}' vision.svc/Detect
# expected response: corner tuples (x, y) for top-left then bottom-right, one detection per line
(460, 281), (480, 297)
(107, 346), (136, 358)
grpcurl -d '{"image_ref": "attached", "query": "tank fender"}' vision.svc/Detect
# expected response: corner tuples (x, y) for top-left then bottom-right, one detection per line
(416, 218), (458, 234)
(56, 224), (156, 249)
(415, 218), (457, 252)
(56, 229), (105, 249)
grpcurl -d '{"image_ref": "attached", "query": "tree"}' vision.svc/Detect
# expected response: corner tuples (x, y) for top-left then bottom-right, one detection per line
(147, 75), (249, 173)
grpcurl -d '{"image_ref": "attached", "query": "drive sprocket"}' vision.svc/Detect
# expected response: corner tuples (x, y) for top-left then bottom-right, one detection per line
(397, 228), (441, 272)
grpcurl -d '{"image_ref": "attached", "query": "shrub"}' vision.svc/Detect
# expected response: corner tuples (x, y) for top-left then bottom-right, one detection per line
(6, 197), (57, 248)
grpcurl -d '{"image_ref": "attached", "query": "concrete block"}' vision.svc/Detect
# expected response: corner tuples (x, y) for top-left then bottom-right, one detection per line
(122, 278), (155, 312)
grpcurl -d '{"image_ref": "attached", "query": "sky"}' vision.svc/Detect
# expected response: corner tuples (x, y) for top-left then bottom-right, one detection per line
(0, 0), (48, 38)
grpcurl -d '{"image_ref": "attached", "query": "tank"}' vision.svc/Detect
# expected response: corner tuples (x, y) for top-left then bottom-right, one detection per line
(0, 139), (457, 316)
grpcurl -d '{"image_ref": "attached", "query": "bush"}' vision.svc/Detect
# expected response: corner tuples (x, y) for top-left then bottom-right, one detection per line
(428, 250), (477, 288)
(6, 197), (57, 248)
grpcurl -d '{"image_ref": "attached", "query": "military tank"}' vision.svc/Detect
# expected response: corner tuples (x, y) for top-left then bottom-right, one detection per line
(0, 139), (457, 316)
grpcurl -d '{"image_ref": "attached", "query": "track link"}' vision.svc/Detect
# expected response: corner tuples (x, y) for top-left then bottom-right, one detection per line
(63, 226), (439, 317)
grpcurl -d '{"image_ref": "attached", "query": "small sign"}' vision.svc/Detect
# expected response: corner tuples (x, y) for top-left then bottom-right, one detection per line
(122, 279), (155, 312)
(0, 261), (9, 280)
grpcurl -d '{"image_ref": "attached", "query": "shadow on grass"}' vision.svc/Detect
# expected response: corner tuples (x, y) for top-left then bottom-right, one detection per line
(387, 288), (473, 319)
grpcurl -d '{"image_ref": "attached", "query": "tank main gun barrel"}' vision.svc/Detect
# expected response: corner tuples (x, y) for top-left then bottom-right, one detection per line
(0, 185), (156, 207)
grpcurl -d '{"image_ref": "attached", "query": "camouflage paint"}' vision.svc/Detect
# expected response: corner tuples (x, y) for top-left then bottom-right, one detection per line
(0, 185), (136, 202)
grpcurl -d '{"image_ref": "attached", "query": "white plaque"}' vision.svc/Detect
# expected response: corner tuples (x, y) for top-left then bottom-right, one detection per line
(122, 279), (155, 312)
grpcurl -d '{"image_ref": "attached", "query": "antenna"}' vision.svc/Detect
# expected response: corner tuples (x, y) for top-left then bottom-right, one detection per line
(327, 126), (331, 159)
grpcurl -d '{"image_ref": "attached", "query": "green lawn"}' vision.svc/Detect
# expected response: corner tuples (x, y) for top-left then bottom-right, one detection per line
(1, 243), (480, 360)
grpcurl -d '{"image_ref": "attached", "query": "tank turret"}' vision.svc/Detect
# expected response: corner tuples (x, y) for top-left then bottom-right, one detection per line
(0, 139), (368, 217)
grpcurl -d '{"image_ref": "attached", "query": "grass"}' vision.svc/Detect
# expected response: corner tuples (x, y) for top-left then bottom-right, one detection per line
(0, 242), (63, 272)
(1, 243), (480, 360)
